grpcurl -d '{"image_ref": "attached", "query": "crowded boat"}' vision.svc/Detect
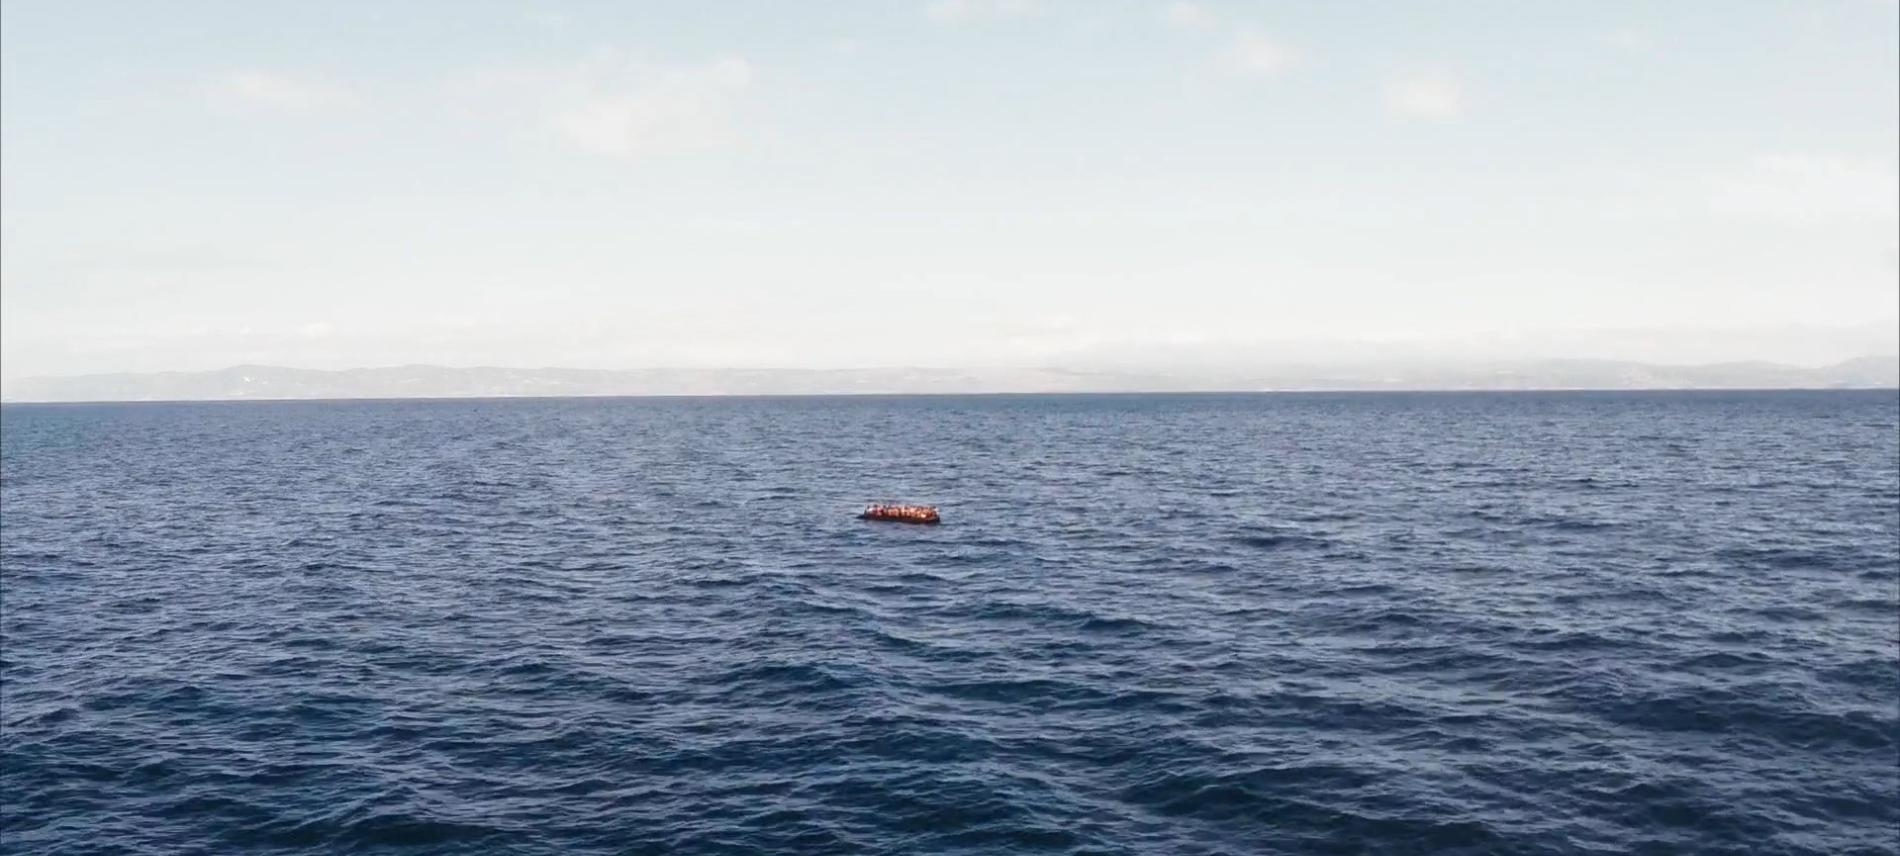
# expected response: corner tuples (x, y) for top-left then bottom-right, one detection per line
(859, 503), (941, 524)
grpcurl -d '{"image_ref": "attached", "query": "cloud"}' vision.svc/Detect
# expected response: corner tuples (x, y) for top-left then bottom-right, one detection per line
(1607, 28), (1650, 51)
(1167, 11), (1301, 80)
(1161, 1), (1215, 31)
(556, 57), (752, 157)
(468, 53), (756, 158)
(216, 70), (359, 114)
(1711, 155), (1900, 224)
(1384, 71), (1464, 119)
(526, 10), (571, 31)
(1223, 31), (1301, 77)
(925, 0), (1038, 24)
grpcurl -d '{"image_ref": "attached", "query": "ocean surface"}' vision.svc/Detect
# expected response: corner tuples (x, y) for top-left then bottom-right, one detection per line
(1, 391), (1896, 856)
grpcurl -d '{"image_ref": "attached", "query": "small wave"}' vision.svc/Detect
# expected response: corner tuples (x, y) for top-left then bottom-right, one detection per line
(1330, 582), (1397, 597)
(1231, 531), (1328, 551)
(1834, 596), (1899, 615)
(1075, 615), (1157, 633)
(704, 662), (865, 697)
(927, 677), (1096, 705)
(1749, 605), (1827, 623)
(1674, 650), (1777, 672)
(1122, 765), (1379, 815)
(1718, 545), (1846, 572)
(297, 812), (514, 850)
(1582, 688), (1897, 751)
(1512, 629), (1638, 652)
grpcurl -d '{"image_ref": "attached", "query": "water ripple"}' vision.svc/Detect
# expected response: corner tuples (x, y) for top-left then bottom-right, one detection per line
(2, 391), (1896, 855)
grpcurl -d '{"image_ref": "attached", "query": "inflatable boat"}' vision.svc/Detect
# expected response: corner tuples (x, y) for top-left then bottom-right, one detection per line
(859, 504), (941, 524)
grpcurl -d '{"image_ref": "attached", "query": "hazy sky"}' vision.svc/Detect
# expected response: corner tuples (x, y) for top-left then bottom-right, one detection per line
(3, 1), (1896, 381)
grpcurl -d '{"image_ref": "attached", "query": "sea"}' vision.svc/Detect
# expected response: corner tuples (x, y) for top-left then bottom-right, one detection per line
(1, 391), (1895, 856)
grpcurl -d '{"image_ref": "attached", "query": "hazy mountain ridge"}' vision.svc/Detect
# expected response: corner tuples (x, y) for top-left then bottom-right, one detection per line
(4, 357), (1895, 402)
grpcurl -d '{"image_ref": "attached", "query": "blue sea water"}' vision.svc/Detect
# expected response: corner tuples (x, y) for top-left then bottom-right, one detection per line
(1, 391), (1896, 856)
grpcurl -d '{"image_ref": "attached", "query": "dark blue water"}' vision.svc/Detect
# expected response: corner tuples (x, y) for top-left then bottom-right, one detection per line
(2, 391), (1896, 855)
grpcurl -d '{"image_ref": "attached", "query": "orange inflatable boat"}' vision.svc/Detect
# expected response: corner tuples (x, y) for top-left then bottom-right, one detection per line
(859, 503), (941, 524)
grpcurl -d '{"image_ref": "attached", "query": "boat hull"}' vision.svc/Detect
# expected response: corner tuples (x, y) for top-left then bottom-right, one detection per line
(859, 512), (940, 524)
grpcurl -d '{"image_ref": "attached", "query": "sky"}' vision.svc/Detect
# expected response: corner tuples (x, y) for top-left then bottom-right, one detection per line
(2, 0), (1896, 382)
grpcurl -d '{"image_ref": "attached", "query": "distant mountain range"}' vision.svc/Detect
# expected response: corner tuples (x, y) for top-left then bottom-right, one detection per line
(3, 357), (1894, 402)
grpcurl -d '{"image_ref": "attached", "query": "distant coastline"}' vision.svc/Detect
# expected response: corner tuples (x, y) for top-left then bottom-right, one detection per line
(3, 357), (1895, 403)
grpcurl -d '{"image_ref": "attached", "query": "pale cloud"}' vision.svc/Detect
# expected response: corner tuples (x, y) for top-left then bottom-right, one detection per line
(1711, 155), (1900, 223)
(1223, 31), (1301, 77)
(556, 58), (752, 157)
(299, 321), (336, 340)
(470, 53), (756, 158)
(525, 10), (570, 31)
(216, 70), (359, 114)
(925, 0), (1038, 25)
(1385, 71), (1464, 119)
(1161, 1), (1215, 31)
(1607, 28), (1650, 51)
(1172, 11), (1303, 81)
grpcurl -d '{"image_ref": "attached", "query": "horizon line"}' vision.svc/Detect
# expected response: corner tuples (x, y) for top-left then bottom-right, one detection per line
(8, 351), (1899, 382)
(7, 385), (1899, 407)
